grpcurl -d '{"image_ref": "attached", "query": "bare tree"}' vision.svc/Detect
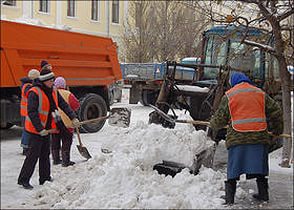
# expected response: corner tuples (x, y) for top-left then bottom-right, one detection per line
(121, 1), (156, 63)
(121, 1), (209, 62)
(188, 0), (294, 167)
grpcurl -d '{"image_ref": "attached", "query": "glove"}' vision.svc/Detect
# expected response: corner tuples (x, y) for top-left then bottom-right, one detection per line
(72, 118), (80, 128)
(162, 118), (175, 129)
(39, 129), (49, 136)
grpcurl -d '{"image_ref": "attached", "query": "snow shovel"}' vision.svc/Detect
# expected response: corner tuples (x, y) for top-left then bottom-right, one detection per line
(78, 107), (131, 128)
(76, 127), (92, 160)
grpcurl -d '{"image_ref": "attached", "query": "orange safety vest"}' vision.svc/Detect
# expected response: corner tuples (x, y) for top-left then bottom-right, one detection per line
(225, 82), (267, 132)
(25, 87), (59, 135)
(20, 83), (32, 117)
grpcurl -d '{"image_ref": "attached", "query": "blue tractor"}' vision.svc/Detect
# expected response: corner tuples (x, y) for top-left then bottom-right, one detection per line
(150, 24), (281, 129)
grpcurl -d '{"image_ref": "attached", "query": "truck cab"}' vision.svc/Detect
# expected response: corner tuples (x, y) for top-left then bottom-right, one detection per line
(188, 25), (281, 122)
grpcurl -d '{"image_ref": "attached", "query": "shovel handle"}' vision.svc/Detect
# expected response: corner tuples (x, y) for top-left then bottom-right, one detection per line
(268, 132), (291, 138)
(79, 115), (109, 126)
(175, 120), (291, 138)
(175, 119), (210, 126)
(76, 128), (83, 146)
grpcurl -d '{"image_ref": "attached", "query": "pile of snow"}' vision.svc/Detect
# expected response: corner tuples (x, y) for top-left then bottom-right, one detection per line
(18, 122), (225, 209)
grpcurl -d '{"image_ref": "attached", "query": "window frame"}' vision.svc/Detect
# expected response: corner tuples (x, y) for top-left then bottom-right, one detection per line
(91, 0), (100, 22)
(111, 0), (119, 24)
(67, 0), (76, 18)
(39, 0), (50, 14)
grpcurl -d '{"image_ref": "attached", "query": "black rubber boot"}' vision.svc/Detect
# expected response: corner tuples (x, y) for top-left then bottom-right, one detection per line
(52, 150), (62, 165)
(253, 178), (269, 201)
(39, 176), (53, 185)
(18, 180), (33, 189)
(223, 180), (236, 205)
(62, 152), (75, 167)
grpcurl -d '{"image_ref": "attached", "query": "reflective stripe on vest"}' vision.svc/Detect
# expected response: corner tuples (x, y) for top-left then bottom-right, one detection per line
(225, 82), (267, 132)
(20, 83), (31, 116)
(25, 87), (58, 134)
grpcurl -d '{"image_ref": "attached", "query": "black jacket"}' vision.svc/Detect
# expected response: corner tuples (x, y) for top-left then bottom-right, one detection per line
(27, 79), (77, 133)
(20, 77), (33, 95)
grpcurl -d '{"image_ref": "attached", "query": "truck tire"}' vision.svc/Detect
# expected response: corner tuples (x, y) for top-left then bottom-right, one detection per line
(78, 93), (107, 133)
(0, 122), (14, 129)
(140, 90), (158, 106)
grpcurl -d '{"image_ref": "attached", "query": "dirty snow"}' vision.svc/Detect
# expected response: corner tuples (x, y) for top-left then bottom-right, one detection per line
(0, 89), (293, 209)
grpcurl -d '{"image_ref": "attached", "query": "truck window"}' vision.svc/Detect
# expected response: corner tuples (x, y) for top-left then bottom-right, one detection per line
(229, 41), (264, 83)
(203, 36), (227, 80)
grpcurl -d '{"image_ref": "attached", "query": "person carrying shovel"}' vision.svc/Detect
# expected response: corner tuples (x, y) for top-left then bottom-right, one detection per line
(209, 71), (283, 205)
(52, 76), (80, 167)
(17, 66), (80, 190)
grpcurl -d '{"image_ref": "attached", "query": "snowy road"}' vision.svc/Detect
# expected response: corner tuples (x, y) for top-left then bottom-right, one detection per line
(0, 90), (293, 209)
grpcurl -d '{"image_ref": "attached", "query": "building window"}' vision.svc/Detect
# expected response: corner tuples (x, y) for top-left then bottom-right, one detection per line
(67, 0), (76, 17)
(1, 0), (16, 6)
(112, 0), (119, 24)
(91, 0), (100, 21)
(39, 0), (49, 13)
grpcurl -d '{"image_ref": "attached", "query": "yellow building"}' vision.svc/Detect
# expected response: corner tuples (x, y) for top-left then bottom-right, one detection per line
(1, 0), (128, 60)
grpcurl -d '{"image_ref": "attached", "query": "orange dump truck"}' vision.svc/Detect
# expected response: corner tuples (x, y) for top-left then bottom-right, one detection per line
(1, 20), (122, 132)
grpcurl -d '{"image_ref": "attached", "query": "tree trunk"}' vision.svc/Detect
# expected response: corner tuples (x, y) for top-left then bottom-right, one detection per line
(267, 13), (292, 166)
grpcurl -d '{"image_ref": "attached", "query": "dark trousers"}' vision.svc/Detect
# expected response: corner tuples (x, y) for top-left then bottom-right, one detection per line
(20, 116), (29, 148)
(18, 133), (51, 183)
(51, 132), (73, 154)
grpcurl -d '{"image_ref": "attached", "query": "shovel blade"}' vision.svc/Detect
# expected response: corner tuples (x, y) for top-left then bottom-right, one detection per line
(76, 145), (92, 160)
(108, 107), (131, 127)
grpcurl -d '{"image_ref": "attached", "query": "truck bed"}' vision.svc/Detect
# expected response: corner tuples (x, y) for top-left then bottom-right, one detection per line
(1, 20), (121, 87)
(120, 62), (197, 82)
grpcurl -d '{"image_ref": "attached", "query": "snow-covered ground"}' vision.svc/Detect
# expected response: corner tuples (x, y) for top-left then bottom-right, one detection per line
(1, 89), (293, 209)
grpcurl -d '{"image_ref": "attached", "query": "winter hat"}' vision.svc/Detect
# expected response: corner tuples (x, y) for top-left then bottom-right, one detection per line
(54, 76), (66, 89)
(40, 60), (51, 70)
(229, 71), (252, 87)
(27, 69), (40, 80)
(39, 68), (55, 82)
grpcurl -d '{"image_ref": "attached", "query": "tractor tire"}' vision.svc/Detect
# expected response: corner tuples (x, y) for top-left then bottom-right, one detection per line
(140, 90), (158, 106)
(78, 93), (107, 133)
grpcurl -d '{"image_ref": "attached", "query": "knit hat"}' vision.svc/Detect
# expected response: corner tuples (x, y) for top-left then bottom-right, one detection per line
(39, 68), (55, 82)
(40, 60), (51, 70)
(229, 71), (252, 87)
(54, 76), (66, 89)
(27, 69), (40, 80)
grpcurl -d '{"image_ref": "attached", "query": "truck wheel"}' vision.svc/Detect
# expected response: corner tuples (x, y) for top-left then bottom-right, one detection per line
(0, 122), (14, 129)
(78, 93), (107, 133)
(140, 90), (158, 106)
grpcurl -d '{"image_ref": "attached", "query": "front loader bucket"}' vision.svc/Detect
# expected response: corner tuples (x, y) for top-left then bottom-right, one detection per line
(153, 143), (216, 177)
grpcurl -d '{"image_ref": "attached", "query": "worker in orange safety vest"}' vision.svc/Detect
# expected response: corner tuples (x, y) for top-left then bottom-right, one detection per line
(17, 66), (80, 190)
(20, 69), (40, 155)
(210, 71), (283, 205)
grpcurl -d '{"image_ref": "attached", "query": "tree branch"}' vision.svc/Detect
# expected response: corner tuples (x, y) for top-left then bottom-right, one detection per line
(278, 9), (294, 21)
(243, 39), (276, 53)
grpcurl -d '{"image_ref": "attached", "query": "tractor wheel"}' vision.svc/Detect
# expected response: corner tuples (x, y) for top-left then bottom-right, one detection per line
(78, 93), (107, 133)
